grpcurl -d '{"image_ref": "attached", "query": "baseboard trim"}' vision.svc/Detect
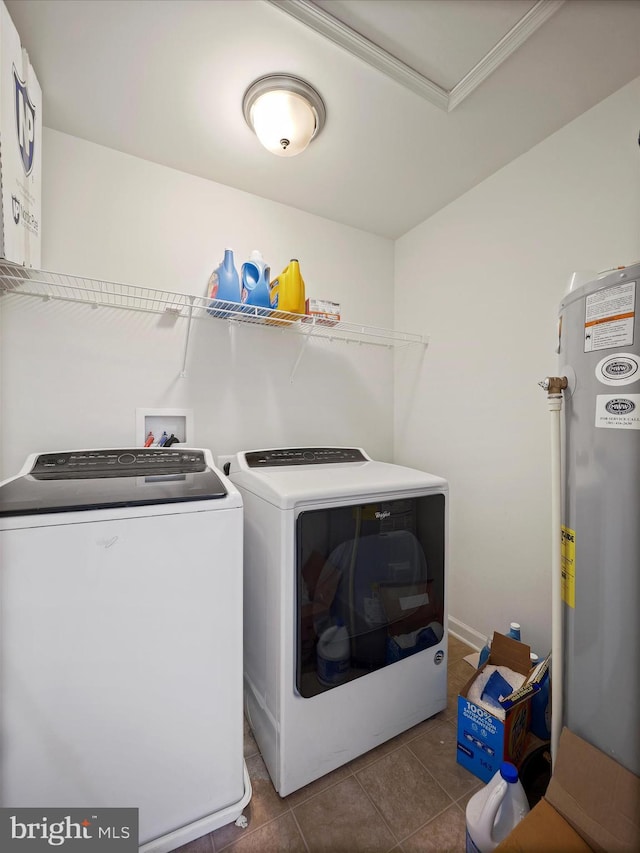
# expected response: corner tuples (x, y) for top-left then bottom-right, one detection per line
(447, 615), (486, 652)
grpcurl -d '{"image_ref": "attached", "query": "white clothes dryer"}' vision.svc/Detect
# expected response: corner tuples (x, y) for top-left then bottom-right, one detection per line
(228, 447), (448, 796)
(0, 447), (250, 852)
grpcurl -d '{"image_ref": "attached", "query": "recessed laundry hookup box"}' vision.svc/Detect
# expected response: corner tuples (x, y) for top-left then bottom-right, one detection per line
(0, 0), (42, 267)
(457, 632), (550, 783)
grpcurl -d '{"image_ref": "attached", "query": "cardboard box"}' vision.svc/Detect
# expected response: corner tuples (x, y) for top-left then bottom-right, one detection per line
(496, 727), (640, 852)
(0, 0), (41, 267)
(457, 632), (549, 782)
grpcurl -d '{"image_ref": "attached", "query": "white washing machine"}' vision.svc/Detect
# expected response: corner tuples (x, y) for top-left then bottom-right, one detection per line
(227, 447), (448, 796)
(0, 447), (250, 852)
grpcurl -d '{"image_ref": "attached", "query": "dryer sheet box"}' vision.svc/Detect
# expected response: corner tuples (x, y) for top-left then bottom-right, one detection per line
(0, 0), (41, 267)
(456, 632), (550, 783)
(303, 298), (340, 326)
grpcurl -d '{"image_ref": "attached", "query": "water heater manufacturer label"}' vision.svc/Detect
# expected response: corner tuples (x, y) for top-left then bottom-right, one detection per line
(595, 394), (640, 429)
(595, 352), (639, 385)
(583, 280), (635, 352)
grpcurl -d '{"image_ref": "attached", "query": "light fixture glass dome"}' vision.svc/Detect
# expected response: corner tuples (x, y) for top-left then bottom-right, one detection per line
(243, 74), (326, 157)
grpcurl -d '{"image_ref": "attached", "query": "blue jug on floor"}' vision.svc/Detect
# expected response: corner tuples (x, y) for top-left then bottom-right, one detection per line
(208, 248), (241, 317)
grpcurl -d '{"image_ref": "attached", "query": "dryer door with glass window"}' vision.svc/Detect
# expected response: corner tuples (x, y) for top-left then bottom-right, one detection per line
(296, 493), (445, 698)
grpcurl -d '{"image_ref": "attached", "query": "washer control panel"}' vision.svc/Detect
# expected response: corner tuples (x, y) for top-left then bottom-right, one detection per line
(31, 449), (206, 478)
(244, 447), (366, 468)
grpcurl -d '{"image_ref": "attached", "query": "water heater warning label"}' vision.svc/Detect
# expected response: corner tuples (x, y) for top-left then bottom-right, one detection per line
(584, 280), (635, 352)
(595, 394), (640, 430)
(561, 526), (575, 609)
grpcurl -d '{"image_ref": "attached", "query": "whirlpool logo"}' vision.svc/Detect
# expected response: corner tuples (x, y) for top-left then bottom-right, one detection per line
(375, 510), (391, 520)
(0, 808), (137, 851)
(13, 65), (37, 176)
(605, 398), (635, 415)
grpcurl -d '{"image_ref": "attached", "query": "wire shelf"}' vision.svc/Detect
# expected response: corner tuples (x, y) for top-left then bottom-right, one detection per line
(0, 261), (428, 381)
(0, 261), (427, 347)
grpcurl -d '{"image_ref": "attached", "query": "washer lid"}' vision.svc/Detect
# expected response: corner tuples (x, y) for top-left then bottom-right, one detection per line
(0, 448), (228, 517)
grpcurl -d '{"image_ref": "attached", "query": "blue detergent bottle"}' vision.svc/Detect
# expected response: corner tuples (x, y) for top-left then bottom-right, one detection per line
(506, 622), (521, 642)
(529, 652), (551, 741)
(241, 249), (271, 311)
(207, 248), (241, 317)
(478, 640), (491, 669)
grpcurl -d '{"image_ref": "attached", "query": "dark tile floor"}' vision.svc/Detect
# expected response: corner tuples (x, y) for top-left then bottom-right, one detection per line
(174, 636), (479, 853)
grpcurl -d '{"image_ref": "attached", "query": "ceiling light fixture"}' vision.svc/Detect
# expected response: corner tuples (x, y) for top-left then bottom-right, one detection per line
(242, 74), (326, 157)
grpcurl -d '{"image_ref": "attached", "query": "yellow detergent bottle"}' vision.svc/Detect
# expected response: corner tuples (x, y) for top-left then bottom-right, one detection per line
(270, 259), (306, 317)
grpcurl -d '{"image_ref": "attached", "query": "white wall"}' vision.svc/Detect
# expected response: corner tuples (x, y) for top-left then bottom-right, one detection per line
(394, 77), (640, 656)
(2, 81), (638, 656)
(0, 129), (395, 477)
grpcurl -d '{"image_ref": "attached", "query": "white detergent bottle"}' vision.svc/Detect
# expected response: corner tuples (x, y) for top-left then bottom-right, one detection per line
(316, 618), (350, 686)
(465, 762), (530, 853)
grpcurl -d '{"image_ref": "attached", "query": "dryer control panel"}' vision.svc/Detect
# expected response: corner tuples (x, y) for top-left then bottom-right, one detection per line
(245, 447), (366, 468)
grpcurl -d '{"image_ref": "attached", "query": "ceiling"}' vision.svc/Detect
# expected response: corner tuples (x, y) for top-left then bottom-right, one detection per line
(6, 0), (640, 239)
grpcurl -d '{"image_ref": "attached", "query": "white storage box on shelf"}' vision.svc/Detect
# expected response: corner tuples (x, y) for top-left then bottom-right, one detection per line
(0, 0), (41, 267)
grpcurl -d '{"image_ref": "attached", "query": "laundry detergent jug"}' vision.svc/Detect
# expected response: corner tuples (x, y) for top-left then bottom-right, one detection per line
(316, 619), (350, 687)
(241, 249), (271, 310)
(465, 762), (530, 852)
(207, 248), (241, 317)
(529, 658), (551, 741)
(270, 258), (306, 317)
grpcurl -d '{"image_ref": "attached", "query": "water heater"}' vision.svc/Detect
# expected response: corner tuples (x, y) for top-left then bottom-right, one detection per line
(558, 261), (639, 775)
